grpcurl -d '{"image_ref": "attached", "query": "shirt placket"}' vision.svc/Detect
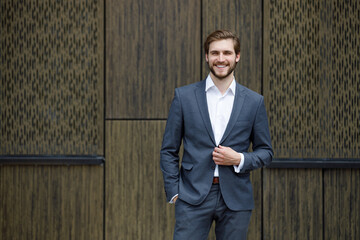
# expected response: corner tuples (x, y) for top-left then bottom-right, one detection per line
(214, 94), (226, 145)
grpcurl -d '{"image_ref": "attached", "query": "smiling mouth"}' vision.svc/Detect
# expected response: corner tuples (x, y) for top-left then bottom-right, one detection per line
(215, 64), (228, 69)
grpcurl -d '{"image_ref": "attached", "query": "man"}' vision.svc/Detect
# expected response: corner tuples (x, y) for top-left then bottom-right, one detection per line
(160, 30), (273, 240)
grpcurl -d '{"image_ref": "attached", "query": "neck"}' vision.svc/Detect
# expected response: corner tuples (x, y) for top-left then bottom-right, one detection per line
(210, 72), (234, 95)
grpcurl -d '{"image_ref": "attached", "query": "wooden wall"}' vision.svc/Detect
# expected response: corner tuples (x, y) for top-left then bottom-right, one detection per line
(0, 166), (104, 239)
(1, 1), (104, 240)
(1, 0), (359, 239)
(262, 0), (360, 239)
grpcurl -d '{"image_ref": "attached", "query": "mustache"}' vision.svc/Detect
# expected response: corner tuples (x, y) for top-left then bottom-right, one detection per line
(213, 61), (228, 65)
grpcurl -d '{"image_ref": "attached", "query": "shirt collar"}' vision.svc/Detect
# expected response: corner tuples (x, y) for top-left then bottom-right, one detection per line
(205, 74), (236, 95)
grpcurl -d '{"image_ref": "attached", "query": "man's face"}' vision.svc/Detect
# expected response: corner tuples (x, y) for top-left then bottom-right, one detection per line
(205, 39), (240, 80)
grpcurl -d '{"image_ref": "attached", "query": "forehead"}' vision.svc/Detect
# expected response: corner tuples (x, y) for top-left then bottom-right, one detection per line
(208, 39), (235, 52)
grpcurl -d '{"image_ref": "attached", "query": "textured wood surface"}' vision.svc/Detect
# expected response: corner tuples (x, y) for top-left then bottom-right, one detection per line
(202, 0), (262, 92)
(263, 0), (360, 158)
(105, 121), (175, 239)
(0, 165), (104, 240)
(324, 169), (360, 240)
(0, 0), (104, 155)
(263, 168), (323, 240)
(106, 0), (201, 119)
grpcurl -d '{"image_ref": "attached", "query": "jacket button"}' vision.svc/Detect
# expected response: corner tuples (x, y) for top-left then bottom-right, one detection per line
(211, 166), (215, 170)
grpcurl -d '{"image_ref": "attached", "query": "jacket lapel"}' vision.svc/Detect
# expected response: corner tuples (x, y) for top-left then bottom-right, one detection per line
(195, 80), (216, 145)
(219, 82), (246, 145)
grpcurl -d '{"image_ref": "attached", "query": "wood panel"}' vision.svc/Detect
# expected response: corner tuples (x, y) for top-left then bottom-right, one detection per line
(263, 169), (323, 240)
(0, 165), (104, 240)
(263, 0), (360, 158)
(0, 0), (104, 155)
(106, 0), (201, 119)
(324, 169), (360, 240)
(202, 0), (262, 92)
(105, 120), (175, 239)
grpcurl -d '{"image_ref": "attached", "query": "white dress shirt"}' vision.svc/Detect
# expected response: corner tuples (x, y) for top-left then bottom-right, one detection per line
(205, 75), (244, 176)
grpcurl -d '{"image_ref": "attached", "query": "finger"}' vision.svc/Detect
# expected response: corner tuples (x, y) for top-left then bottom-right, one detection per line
(219, 145), (230, 152)
(212, 155), (220, 161)
(213, 158), (222, 164)
(214, 147), (224, 155)
(213, 151), (222, 157)
(213, 154), (223, 162)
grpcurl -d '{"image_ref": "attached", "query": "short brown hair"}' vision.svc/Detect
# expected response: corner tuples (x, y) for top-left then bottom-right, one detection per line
(204, 30), (240, 55)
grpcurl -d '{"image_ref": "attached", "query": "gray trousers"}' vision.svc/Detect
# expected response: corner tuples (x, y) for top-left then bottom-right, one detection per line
(174, 184), (252, 240)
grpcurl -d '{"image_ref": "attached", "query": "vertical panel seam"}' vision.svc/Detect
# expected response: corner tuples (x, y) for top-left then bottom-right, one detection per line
(261, 168), (264, 240)
(103, 0), (107, 239)
(322, 168), (325, 240)
(261, 0), (264, 96)
(261, 0), (264, 238)
(200, 0), (203, 81)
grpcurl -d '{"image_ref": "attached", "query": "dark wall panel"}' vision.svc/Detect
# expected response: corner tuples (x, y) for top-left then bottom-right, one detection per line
(0, 0), (104, 155)
(0, 165), (104, 240)
(260, 0), (360, 239)
(106, 0), (201, 119)
(324, 169), (360, 240)
(202, 0), (262, 92)
(263, 0), (360, 158)
(105, 121), (174, 239)
(263, 169), (323, 240)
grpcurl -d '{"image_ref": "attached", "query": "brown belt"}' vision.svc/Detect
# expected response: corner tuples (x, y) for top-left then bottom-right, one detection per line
(212, 177), (219, 184)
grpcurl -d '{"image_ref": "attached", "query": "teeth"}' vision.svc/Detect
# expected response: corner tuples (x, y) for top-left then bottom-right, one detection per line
(217, 65), (226, 68)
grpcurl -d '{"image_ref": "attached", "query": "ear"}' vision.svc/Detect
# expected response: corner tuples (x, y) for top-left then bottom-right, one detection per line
(235, 53), (241, 62)
(205, 53), (209, 62)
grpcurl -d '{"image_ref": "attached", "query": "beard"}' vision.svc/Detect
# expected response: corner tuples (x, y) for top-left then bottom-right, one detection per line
(208, 61), (238, 80)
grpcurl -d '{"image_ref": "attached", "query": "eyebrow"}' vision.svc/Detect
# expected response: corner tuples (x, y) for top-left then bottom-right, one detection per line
(209, 50), (234, 54)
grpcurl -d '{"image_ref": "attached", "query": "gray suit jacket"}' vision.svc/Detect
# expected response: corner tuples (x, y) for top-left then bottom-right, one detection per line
(160, 79), (273, 211)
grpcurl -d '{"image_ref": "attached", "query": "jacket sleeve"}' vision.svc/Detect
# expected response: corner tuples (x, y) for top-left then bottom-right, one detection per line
(160, 89), (184, 202)
(241, 96), (273, 172)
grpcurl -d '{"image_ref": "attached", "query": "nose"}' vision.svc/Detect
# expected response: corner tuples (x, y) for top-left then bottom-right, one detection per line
(218, 53), (225, 62)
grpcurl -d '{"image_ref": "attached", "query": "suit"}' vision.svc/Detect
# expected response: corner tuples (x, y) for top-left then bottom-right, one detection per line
(160, 78), (273, 212)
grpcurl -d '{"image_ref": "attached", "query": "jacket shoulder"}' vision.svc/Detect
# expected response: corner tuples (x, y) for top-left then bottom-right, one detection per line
(237, 83), (263, 101)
